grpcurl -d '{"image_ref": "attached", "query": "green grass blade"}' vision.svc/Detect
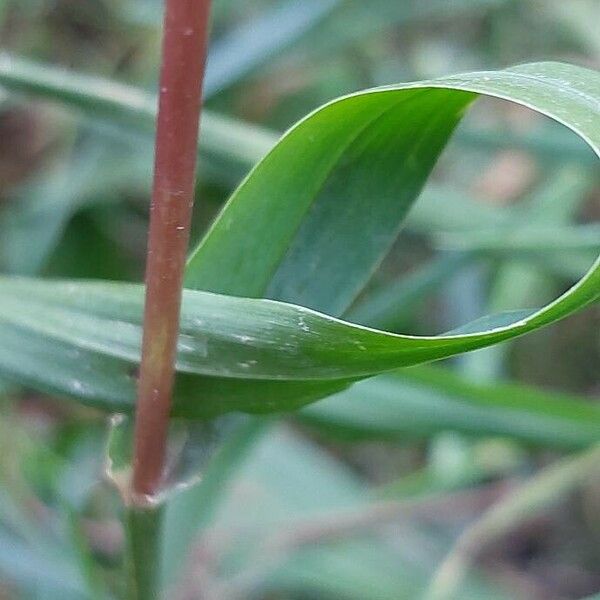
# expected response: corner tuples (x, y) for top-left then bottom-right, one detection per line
(437, 224), (600, 253)
(346, 253), (473, 329)
(186, 88), (471, 314)
(0, 62), (597, 418)
(1, 275), (597, 383)
(299, 366), (600, 448)
(185, 61), (600, 318)
(0, 273), (598, 420)
(204, 0), (341, 98)
(0, 53), (276, 173)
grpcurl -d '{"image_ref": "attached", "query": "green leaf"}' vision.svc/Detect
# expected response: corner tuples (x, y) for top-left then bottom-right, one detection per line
(346, 253), (473, 329)
(185, 61), (599, 315)
(185, 89), (470, 313)
(299, 366), (600, 448)
(437, 224), (600, 253)
(0, 62), (598, 418)
(0, 52), (276, 176)
(456, 122), (598, 166)
(0, 271), (598, 419)
(204, 0), (342, 98)
(0, 139), (123, 275)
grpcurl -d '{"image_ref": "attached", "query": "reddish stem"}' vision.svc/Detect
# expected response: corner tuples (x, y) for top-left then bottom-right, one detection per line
(132, 0), (212, 499)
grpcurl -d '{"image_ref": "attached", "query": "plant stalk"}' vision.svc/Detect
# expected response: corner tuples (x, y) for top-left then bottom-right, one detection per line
(126, 505), (164, 598)
(132, 0), (212, 500)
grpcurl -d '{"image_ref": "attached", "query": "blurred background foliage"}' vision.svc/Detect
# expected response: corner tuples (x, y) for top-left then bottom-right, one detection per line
(0, 0), (598, 598)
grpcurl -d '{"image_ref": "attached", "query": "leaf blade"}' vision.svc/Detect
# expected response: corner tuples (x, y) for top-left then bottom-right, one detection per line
(0, 62), (598, 420)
